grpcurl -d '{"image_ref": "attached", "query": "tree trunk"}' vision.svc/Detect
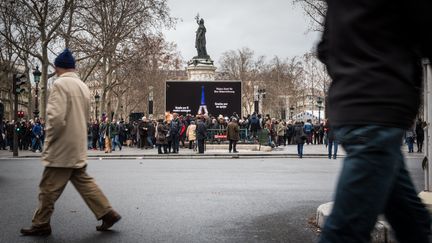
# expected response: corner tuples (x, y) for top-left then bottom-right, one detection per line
(40, 54), (49, 120)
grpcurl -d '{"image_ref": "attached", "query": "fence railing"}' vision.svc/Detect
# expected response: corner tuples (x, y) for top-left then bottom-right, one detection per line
(206, 128), (254, 144)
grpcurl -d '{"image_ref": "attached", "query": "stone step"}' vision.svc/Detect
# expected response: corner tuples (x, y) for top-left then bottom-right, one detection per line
(316, 202), (397, 243)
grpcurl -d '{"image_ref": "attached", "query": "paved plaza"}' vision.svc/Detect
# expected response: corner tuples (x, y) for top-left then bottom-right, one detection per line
(0, 151), (426, 243)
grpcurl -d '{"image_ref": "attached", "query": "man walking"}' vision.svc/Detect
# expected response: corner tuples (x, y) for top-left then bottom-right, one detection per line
(226, 118), (240, 153)
(318, 1), (431, 242)
(21, 49), (121, 236)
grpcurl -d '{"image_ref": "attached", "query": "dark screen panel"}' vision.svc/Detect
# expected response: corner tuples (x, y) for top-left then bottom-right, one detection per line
(166, 81), (242, 117)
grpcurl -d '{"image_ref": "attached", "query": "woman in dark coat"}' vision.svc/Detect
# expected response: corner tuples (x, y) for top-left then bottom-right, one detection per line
(293, 121), (306, 158)
(156, 119), (168, 154)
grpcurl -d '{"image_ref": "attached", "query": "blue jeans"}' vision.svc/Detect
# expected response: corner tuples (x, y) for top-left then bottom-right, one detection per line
(297, 143), (304, 158)
(171, 134), (179, 152)
(32, 137), (42, 151)
(406, 137), (414, 153)
(98, 136), (104, 150)
(328, 140), (338, 159)
(111, 135), (121, 151)
(147, 136), (154, 147)
(319, 126), (431, 243)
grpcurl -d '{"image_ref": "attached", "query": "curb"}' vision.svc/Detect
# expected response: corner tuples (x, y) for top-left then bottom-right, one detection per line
(1, 153), (345, 160)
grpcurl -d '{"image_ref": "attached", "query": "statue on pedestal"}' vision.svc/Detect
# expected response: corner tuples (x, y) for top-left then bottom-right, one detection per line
(195, 14), (210, 59)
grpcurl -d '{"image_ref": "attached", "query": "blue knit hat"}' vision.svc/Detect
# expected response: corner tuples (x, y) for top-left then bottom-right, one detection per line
(54, 48), (75, 69)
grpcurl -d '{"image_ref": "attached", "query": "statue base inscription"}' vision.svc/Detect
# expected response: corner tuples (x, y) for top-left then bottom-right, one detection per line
(187, 58), (217, 81)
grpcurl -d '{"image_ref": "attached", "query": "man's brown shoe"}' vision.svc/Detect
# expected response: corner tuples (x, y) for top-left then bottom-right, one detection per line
(20, 224), (51, 236)
(96, 210), (121, 231)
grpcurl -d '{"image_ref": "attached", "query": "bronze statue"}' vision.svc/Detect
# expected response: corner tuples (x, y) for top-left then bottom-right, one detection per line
(195, 14), (209, 59)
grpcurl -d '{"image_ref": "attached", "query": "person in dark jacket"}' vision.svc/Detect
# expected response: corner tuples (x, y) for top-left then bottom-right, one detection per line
(293, 121), (306, 159)
(317, 1), (432, 242)
(110, 119), (121, 151)
(324, 119), (337, 159)
(249, 112), (260, 139)
(91, 120), (99, 150)
(196, 115), (207, 154)
(170, 113), (181, 153)
(416, 118), (426, 153)
(226, 118), (240, 153)
(286, 122), (294, 145)
(138, 118), (147, 149)
(156, 119), (168, 154)
(6, 121), (14, 151)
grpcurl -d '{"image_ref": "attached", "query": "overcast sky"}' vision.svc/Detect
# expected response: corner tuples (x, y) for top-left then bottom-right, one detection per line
(163, 0), (321, 66)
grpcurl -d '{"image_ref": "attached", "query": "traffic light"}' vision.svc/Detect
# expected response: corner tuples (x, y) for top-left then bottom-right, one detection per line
(13, 74), (28, 95)
(17, 110), (24, 118)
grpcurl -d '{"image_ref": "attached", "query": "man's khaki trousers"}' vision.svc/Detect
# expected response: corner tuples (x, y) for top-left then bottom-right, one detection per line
(32, 166), (112, 226)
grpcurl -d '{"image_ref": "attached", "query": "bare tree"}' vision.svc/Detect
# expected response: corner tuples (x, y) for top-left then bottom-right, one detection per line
(0, 0), (74, 119)
(72, 0), (175, 117)
(294, 51), (330, 117)
(219, 47), (265, 116)
(262, 56), (303, 118)
(293, 0), (327, 32)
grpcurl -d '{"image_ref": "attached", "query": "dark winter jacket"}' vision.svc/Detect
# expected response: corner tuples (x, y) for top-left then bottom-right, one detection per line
(196, 120), (207, 140)
(293, 124), (306, 144)
(318, 0), (432, 129)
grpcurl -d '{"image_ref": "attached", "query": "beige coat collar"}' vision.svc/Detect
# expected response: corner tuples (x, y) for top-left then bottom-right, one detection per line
(58, 72), (79, 79)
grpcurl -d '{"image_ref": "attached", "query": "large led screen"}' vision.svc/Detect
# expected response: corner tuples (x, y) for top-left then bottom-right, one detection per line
(166, 81), (242, 117)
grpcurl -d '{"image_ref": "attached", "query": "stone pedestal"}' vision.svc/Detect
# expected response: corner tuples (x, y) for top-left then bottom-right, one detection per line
(187, 58), (217, 81)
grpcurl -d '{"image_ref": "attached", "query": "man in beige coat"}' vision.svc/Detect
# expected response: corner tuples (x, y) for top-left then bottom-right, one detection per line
(21, 49), (121, 236)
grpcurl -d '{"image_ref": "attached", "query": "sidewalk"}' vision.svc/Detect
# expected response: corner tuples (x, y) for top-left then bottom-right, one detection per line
(0, 143), (423, 160)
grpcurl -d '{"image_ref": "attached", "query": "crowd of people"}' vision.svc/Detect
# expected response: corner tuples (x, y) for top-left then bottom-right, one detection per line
(0, 113), (426, 159)
(0, 119), (45, 152)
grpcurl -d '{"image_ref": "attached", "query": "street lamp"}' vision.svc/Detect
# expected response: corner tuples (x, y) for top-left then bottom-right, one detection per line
(94, 92), (100, 121)
(148, 86), (154, 115)
(290, 106), (295, 120)
(32, 66), (41, 118)
(317, 97), (323, 124)
(255, 88), (266, 114)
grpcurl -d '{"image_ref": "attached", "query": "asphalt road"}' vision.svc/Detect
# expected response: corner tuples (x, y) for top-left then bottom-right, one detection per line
(0, 156), (425, 243)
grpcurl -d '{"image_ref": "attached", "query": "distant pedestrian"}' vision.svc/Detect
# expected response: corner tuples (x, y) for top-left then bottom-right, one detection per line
(110, 119), (121, 151)
(405, 127), (416, 153)
(324, 119), (338, 159)
(186, 121), (197, 150)
(416, 118), (426, 153)
(170, 113), (181, 153)
(317, 1), (431, 242)
(293, 121), (306, 158)
(21, 49), (121, 236)
(286, 121), (294, 145)
(226, 118), (240, 153)
(303, 119), (313, 145)
(91, 120), (99, 150)
(277, 120), (286, 146)
(156, 119), (168, 154)
(196, 115), (207, 154)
